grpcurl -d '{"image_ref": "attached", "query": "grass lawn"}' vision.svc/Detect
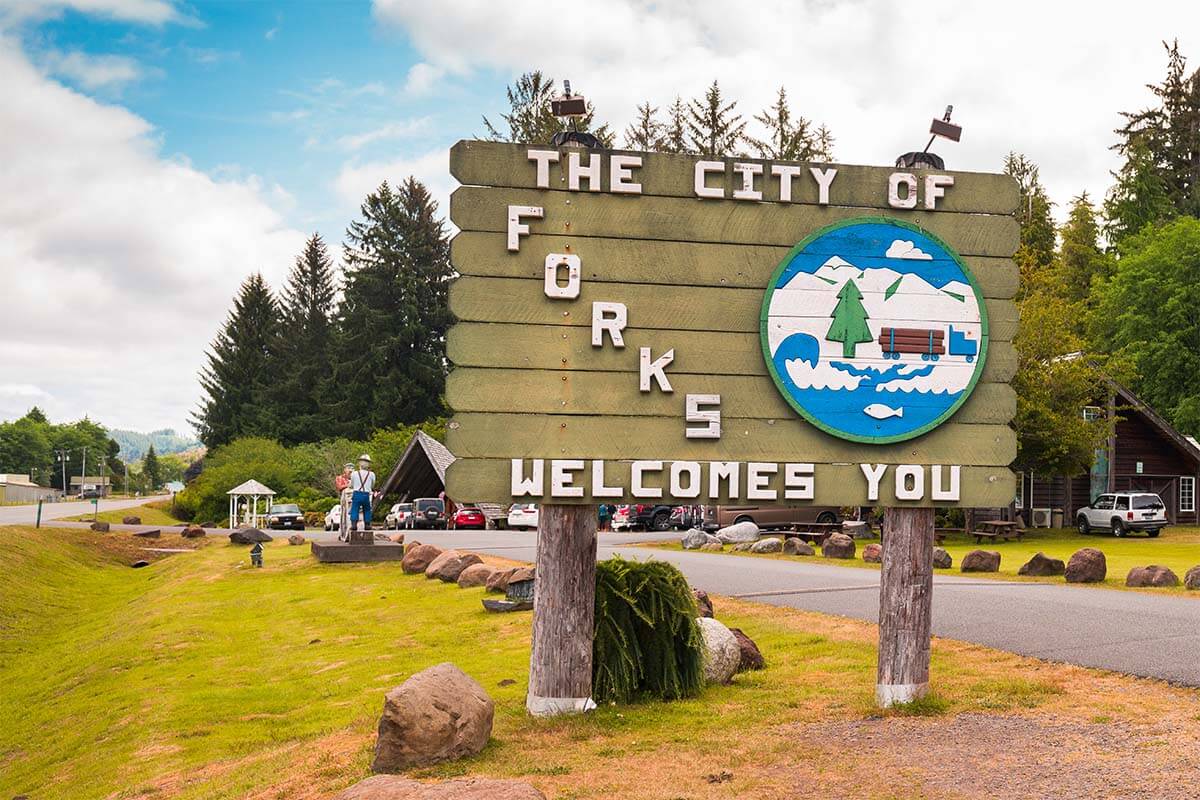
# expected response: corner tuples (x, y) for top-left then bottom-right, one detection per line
(2, 526), (1199, 800)
(647, 526), (1200, 594)
(65, 500), (185, 526)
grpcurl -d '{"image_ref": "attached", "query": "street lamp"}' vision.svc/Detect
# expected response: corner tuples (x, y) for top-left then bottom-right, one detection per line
(55, 449), (71, 497)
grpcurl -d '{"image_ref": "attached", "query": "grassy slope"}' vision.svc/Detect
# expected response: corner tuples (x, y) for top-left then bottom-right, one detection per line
(65, 501), (185, 526)
(650, 526), (1200, 593)
(2, 526), (1199, 800)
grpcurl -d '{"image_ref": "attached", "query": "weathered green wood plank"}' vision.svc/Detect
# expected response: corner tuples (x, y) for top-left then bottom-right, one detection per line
(447, 323), (1018, 383)
(446, 413), (1015, 466)
(446, 458), (1017, 508)
(446, 368), (1016, 423)
(450, 140), (1020, 215)
(451, 232), (1019, 299)
(448, 276), (1020, 341)
(449, 186), (1020, 257)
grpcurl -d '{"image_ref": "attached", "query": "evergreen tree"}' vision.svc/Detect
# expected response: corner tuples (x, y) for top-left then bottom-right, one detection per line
(663, 96), (690, 154)
(623, 101), (666, 151)
(825, 280), (872, 357)
(1003, 152), (1056, 286)
(746, 86), (833, 161)
(194, 273), (281, 448)
(1055, 193), (1112, 308)
(482, 70), (612, 146)
(24, 406), (47, 424)
(1103, 136), (1174, 245)
(272, 233), (338, 445)
(143, 444), (161, 489)
(686, 80), (747, 157)
(330, 178), (452, 439)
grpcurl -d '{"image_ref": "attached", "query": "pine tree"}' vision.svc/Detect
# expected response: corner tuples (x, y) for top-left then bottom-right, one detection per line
(143, 444), (161, 489)
(663, 96), (689, 154)
(1103, 135), (1174, 245)
(825, 280), (873, 358)
(686, 80), (747, 157)
(1055, 193), (1112, 307)
(623, 101), (666, 151)
(330, 178), (452, 439)
(271, 233), (337, 445)
(482, 70), (613, 146)
(746, 86), (833, 161)
(194, 273), (281, 448)
(1003, 152), (1056, 287)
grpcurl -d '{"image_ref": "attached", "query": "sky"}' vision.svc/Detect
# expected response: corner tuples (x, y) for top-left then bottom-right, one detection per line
(0, 0), (1196, 436)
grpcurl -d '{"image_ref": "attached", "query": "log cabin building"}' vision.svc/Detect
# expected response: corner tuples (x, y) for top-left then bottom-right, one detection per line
(1016, 381), (1200, 527)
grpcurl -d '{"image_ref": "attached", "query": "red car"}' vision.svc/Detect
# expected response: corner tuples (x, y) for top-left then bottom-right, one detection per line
(450, 506), (486, 530)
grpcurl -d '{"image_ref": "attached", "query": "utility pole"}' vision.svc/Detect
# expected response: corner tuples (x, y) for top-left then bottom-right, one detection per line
(55, 449), (71, 497)
(124, 462), (129, 496)
(80, 446), (88, 497)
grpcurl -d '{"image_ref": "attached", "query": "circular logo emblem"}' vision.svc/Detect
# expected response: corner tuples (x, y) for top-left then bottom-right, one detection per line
(760, 217), (989, 444)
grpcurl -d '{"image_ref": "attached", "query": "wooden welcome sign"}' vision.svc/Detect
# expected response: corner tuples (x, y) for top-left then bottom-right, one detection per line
(445, 141), (1019, 508)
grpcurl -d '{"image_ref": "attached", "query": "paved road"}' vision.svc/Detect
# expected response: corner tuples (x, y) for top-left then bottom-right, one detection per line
(402, 529), (1200, 687)
(0, 494), (172, 525)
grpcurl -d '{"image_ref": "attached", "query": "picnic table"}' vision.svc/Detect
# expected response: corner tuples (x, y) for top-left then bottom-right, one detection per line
(970, 520), (1024, 543)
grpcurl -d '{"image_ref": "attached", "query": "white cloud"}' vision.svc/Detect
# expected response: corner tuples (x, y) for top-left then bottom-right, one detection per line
(885, 240), (932, 260)
(265, 26), (277, 40)
(334, 148), (454, 222)
(0, 0), (180, 25)
(403, 62), (443, 96)
(41, 49), (144, 90)
(335, 116), (432, 151)
(0, 36), (305, 431)
(374, 0), (1200, 219)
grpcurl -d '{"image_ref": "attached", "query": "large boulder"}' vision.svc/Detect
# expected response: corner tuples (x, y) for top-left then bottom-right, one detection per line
(681, 528), (710, 550)
(401, 544), (443, 574)
(1018, 552), (1065, 576)
(700, 542), (724, 552)
(932, 547), (953, 569)
(729, 627), (765, 671)
(1066, 548), (1107, 583)
(821, 532), (855, 559)
(749, 537), (783, 554)
(693, 589), (713, 618)
(1125, 565), (1180, 588)
(862, 543), (883, 563)
(90, 521), (110, 533)
(334, 776), (545, 800)
(485, 567), (519, 594)
(1186, 566), (1200, 591)
(505, 567), (535, 585)
(696, 617), (740, 685)
(122, 515), (142, 525)
(229, 528), (271, 545)
(842, 520), (870, 539)
(716, 521), (760, 544)
(426, 551), (483, 583)
(961, 550), (1001, 572)
(287, 534), (306, 546)
(371, 663), (494, 773)
(783, 538), (815, 556)
(457, 563), (497, 589)
(180, 524), (206, 539)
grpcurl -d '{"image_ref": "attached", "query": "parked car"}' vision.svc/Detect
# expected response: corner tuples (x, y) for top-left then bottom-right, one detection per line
(611, 503), (676, 531)
(411, 497), (447, 529)
(669, 505), (705, 530)
(267, 503), (305, 530)
(451, 505), (487, 530)
(1076, 492), (1167, 537)
(80, 487), (103, 499)
(708, 505), (840, 530)
(324, 504), (341, 531)
(507, 503), (539, 530)
(612, 504), (632, 531)
(385, 502), (413, 529)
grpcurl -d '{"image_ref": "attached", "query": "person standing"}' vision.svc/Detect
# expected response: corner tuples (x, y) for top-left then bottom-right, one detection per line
(348, 454), (377, 537)
(335, 462), (353, 541)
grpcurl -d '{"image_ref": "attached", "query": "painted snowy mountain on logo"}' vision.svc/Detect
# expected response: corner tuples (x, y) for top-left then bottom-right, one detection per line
(761, 219), (988, 443)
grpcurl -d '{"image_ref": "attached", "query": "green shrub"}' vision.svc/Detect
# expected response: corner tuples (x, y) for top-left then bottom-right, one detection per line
(592, 558), (703, 704)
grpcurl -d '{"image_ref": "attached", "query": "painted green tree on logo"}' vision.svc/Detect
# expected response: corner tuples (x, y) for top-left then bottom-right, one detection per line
(825, 279), (873, 357)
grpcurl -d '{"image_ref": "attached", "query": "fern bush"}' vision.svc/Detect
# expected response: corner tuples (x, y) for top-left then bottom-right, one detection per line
(592, 557), (704, 704)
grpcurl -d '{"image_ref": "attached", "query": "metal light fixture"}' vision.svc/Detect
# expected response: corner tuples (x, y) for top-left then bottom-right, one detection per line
(896, 105), (962, 170)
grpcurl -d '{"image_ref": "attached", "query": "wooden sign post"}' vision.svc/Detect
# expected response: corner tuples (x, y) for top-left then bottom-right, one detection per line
(445, 141), (1018, 713)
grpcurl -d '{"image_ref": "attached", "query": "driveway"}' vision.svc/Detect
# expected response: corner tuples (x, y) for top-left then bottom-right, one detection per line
(0, 494), (172, 526)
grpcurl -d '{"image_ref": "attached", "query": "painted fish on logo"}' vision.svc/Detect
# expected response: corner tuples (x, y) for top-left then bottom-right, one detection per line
(760, 217), (989, 444)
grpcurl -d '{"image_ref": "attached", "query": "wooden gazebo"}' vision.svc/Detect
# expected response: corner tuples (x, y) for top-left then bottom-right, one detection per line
(226, 479), (276, 529)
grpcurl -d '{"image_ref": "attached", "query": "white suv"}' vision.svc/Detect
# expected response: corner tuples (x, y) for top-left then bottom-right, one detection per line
(1076, 492), (1167, 537)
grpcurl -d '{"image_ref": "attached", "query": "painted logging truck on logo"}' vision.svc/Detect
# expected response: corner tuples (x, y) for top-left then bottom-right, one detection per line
(444, 138), (1018, 713)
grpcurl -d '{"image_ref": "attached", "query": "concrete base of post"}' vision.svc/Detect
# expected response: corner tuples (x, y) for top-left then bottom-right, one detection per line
(875, 681), (930, 708)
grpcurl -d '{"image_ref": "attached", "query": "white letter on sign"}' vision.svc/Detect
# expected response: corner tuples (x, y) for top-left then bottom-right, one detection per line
(511, 459), (544, 496)
(685, 394), (721, 439)
(631, 460), (663, 498)
(544, 254), (580, 299)
(568, 150), (601, 191)
(895, 464), (924, 500)
(527, 149), (560, 188)
(931, 465), (961, 501)
(694, 160), (724, 198)
(639, 347), (674, 392)
(924, 174), (954, 209)
(591, 302), (627, 348)
(609, 154), (642, 194)
(810, 167), (838, 205)
(732, 162), (763, 201)
(887, 172), (918, 209)
(860, 463), (888, 501)
(709, 462), (740, 499)
(670, 461), (701, 498)
(771, 164), (803, 202)
(550, 459), (585, 497)
(746, 462), (777, 500)
(784, 462), (814, 499)
(507, 205), (543, 251)
(592, 460), (622, 497)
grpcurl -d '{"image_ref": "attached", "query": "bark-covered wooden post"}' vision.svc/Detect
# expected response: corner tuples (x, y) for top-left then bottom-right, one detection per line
(877, 506), (935, 706)
(526, 504), (598, 716)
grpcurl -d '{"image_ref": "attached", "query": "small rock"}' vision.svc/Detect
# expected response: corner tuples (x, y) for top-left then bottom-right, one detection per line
(287, 534), (306, 546)
(716, 521), (759, 544)
(388, 532), (405, 544)
(731, 542), (755, 552)
(783, 538), (815, 556)
(729, 627), (765, 671)
(1125, 565), (1180, 588)
(696, 617), (740, 684)
(485, 567), (518, 594)
(375, 532), (392, 542)
(426, 551), (484, 583)
(371, 663), (494, 773)
(199, 521), (217, 528)
(862, 542), (883, 563)
(961, 550), (1001, 572)
(90, 521), (110, 533)
(821, 532), (855, 559)
(133, 529), (161, 539)
(229, 528), (271, 545)
(457, 563), (497, 588)
(1018, 552), (1065, 576)
(1066, 548), (1107, 583)
(131, 560), (150, 568)
(749, 537), (783, 554)
(681, 528), (710, 550)
(401, 544), (443, 574)
(932, 547), (953, 569)
(122, 515), (142, 525)
(842, 520), (869, 538)
(333, 775), (545, 800)
(700, 542), (724, 552)
(693, 589), (713, 618)
(1185, 566), (1200, 590)
(181, 524), (206, 539)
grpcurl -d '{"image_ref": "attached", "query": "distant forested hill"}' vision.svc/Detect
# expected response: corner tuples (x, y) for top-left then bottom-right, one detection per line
(108, 428), (202, 461)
